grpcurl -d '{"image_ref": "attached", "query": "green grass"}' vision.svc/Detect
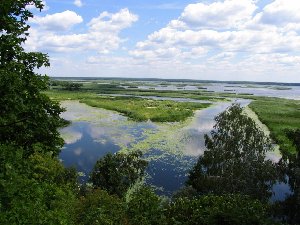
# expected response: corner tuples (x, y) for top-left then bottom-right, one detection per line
(249, 98), (300, 155)
(46, 90), (211, 122)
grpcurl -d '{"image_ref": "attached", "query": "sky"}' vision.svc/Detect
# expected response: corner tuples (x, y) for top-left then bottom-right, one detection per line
(24, 0), (300, 82)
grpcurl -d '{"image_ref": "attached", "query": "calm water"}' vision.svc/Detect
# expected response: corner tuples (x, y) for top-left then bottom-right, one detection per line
(127, 83), (300, 100)
(59, 100), (242, 190)
(59, 96), (290, 198)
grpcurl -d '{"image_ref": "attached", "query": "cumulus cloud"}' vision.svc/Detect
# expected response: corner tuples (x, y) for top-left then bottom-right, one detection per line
(26, 0), (300, 82)
(178, 0), (257, 29)
(74, 0), (83, 7)
(26, 8), (138, 54)
(30, 10), (83, 31)
(130, 0), (300, 66)
(88, 8), (138, 33)
(259, 0), (300, 25)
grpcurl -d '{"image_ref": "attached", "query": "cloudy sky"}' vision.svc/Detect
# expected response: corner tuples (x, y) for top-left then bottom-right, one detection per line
(25, 0), (300, 82)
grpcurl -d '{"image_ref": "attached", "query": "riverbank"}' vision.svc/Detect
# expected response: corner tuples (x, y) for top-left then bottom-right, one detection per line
(249, 98), (300, 155)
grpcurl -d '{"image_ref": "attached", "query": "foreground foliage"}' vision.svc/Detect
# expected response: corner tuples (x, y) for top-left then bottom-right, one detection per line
(76, 189), (126, 225)
(0, 145), (77, 225)
(0, 0), (64, 156)
(166, 195), (276, 225)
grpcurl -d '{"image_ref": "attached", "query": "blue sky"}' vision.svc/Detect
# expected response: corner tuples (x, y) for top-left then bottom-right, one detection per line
(25, 0), (300, 82)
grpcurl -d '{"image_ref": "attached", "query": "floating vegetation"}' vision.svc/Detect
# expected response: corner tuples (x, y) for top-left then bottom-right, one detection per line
(48, 91), (211, 122)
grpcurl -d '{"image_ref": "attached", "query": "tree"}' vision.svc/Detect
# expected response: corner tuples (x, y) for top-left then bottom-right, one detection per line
(126, 186), (167, 225)
(0, 0), (64, 156)
(166, 195), (277, 225)
(0, 145), (77, 225)
(90, 151), (148, 197)
(280, 129), (300, 224)
(187, 104), (278, 201)
(75, 189), (126, 225)
(62, 82), (83, 91)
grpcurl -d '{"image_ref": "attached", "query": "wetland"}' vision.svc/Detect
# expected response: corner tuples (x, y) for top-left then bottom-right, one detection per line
(49, 78), (300, 198)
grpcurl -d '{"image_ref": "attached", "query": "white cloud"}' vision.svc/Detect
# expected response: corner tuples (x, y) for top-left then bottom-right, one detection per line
(178, 0), (257, 29)
(25, 8), (138, 54)
(30, 10), (83, 31)
(88, 8), (138, 33)
(74, 0), (83, 7)
(131, 0), (300, 60)
(120, 0), (300, 82)
(28, 1), (300, 82)
(259, 0), (300, 25)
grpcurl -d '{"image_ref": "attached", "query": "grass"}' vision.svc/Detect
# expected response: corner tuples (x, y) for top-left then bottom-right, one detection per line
(249, 98), (300, 155)
(46, 90), (211, 122)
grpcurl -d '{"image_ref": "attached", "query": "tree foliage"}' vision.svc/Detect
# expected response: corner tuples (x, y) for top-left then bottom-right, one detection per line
(166, 195), (277, 225)
(90, 151), (148, 197)
(280, 129), (300, 224)
(187, 104), (279, 201)
(75, 189), (126, 225)
(0, 0), (64, 156)
(0, 145), (77, 225)
(126, 186), (167, 225)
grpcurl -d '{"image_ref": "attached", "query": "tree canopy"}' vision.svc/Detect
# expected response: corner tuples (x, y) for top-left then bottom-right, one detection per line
(90, 151), (148, 197)
(187, 104), (279, 201)
(0, 0), (64, 156)
(282, 129), (300, 224)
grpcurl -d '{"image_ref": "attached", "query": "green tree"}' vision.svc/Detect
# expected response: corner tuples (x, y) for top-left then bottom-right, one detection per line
(126, 186), (167, 225)
(75, 189), (126, 225)
(280, 129), (300, 224)
(0, 145), (77, 225)
(62, 82), (83, 91)
(0, 0), (64, 156)
(90, 151), (148, 197)
(166, 195), (277, 225)
(187, 104), (278, 201)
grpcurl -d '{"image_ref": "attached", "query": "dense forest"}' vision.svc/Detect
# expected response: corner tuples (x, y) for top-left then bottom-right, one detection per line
(1, 1), (300, 225)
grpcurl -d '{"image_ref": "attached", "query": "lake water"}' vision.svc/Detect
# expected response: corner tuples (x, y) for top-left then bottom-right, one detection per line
(59, 97), (289, 198)
(127, 83), (300, 100)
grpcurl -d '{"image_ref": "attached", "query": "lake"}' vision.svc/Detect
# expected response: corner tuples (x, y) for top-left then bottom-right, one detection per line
(125, 82), (300, 100)
(59, 96), (287, 198)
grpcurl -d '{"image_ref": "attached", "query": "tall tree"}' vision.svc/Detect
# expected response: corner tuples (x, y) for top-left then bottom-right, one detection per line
(187, 104), (279, 201)
(0, 0), (64, 156)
